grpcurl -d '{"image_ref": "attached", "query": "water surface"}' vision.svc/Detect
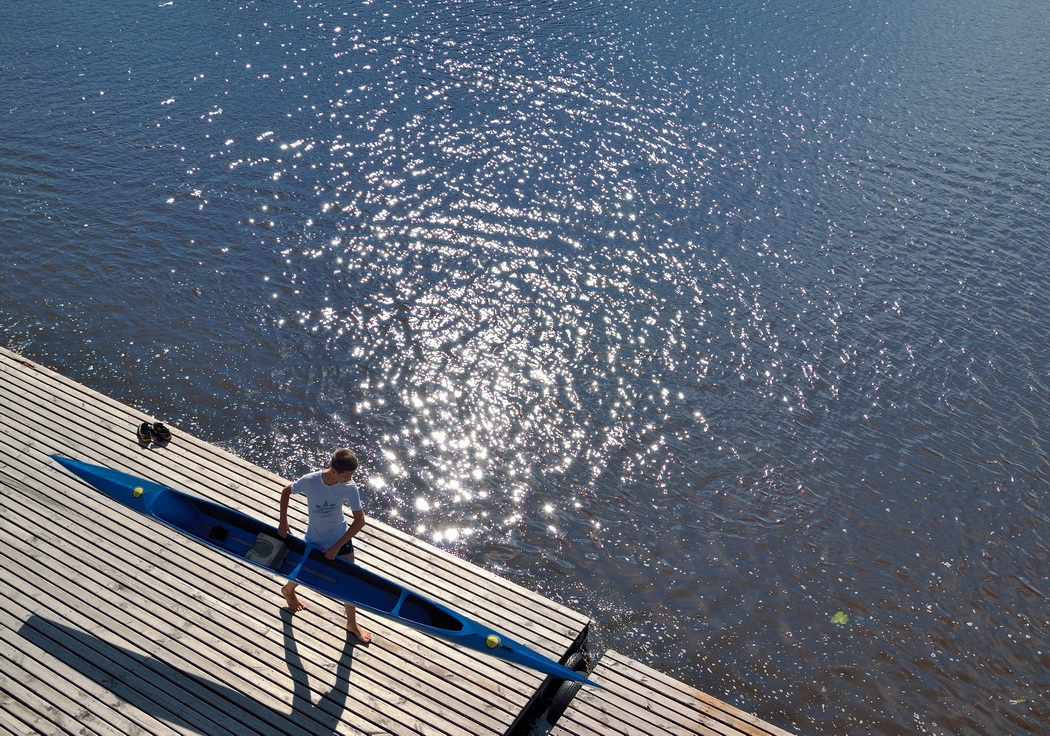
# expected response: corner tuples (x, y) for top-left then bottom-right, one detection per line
(2, 0), (1048, 732)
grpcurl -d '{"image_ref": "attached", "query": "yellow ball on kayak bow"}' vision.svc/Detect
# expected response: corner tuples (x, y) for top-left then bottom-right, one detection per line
(486, 635), (500, 648)
(133, 486), (144, 498)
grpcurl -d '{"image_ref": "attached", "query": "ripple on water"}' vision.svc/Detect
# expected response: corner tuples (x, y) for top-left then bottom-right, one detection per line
(2, 0), (1050, 734)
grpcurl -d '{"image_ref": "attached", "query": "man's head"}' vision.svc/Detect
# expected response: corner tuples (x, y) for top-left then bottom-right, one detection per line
(330, 448), (359, 475)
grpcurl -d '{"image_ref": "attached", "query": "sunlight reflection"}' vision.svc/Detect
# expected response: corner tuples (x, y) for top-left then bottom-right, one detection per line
(240, 0), (856, 560)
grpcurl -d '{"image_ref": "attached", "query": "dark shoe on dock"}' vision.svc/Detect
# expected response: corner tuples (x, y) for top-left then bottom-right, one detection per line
(136, 422), (154, 443)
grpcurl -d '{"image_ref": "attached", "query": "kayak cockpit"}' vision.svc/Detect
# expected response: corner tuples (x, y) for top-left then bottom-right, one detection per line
(398, 593), (464, 632)
(151, 491), (203, 532)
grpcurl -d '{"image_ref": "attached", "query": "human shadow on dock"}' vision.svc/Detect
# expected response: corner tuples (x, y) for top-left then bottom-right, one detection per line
(280, 607), (356, 734)
(19, 614), (356, 736)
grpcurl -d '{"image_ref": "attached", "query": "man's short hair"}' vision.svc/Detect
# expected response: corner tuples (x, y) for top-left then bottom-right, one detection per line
(331, 448), (359, 474)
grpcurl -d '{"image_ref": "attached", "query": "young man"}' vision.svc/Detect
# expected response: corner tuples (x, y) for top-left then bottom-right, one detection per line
(277, 448), (373, 643)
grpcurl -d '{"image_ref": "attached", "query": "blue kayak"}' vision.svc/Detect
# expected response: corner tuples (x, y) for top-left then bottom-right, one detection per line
(51, 455), (598, 687)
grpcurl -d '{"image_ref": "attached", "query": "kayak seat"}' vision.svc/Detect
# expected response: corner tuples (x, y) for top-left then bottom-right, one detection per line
(246, 532), (290, 569)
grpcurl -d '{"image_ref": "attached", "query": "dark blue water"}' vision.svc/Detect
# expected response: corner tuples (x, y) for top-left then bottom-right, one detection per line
(3, 0), (1049, 733)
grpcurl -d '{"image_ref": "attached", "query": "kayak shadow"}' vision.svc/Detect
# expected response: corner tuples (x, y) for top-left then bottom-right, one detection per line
(18, 614), (355, 735)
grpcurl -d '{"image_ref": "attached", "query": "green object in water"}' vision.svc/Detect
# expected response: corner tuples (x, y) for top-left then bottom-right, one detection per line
(831, 611), (849, 625)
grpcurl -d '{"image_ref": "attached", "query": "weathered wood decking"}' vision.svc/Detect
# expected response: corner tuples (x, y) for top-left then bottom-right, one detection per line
(550, 650), (796, 736)
(0, 344), (797, 736)
(0, 345), (589, 735)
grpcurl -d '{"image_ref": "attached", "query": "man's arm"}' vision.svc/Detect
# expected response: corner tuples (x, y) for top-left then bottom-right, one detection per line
(324, 509), (366, 559)
(277, 483), (293, 538)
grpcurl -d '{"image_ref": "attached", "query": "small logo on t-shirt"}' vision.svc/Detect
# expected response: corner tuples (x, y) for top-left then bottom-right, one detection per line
(313, 500), (339, 517)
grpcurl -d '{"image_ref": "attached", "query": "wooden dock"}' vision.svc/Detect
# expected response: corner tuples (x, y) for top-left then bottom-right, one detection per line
(0, 344), (795, 736)
(0, 345), (587, 735)
(548, 650), (795, 736)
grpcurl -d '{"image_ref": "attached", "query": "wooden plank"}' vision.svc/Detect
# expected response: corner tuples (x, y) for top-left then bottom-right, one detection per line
(0, 497), (325, 736)
(0, 344), (588, 648)
(0, 438), (526, 734)
(0, 705), (35, 736)
(550, 651), (795, 736)
(0, 478), (501, 730)
(0, 345), (594, 735)
(0, 352), (579, 713)
(0, 351), (306, 522)
(362, 533), (585, 658)
(609, 653), (794, 735)
(0, 344), (584, 629)
(0, 609), (192, 736)
(0, 438), (510, 736)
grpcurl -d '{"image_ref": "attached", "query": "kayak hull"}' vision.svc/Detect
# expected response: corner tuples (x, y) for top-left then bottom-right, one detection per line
(51, 455), (598, 687)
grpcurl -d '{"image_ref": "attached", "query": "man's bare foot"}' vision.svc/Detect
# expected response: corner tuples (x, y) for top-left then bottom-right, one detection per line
(347, 623), (373, 643)
(344, 604), (371, 642)
(347, 622), (372, 644)
(281, 583), (306, 612)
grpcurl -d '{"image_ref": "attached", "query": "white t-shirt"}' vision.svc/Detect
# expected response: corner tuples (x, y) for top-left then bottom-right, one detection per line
(291, 470), (363, 548)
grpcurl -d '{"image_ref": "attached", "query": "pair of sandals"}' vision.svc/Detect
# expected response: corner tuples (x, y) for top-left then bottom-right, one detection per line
(137, 421), (173, 444)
